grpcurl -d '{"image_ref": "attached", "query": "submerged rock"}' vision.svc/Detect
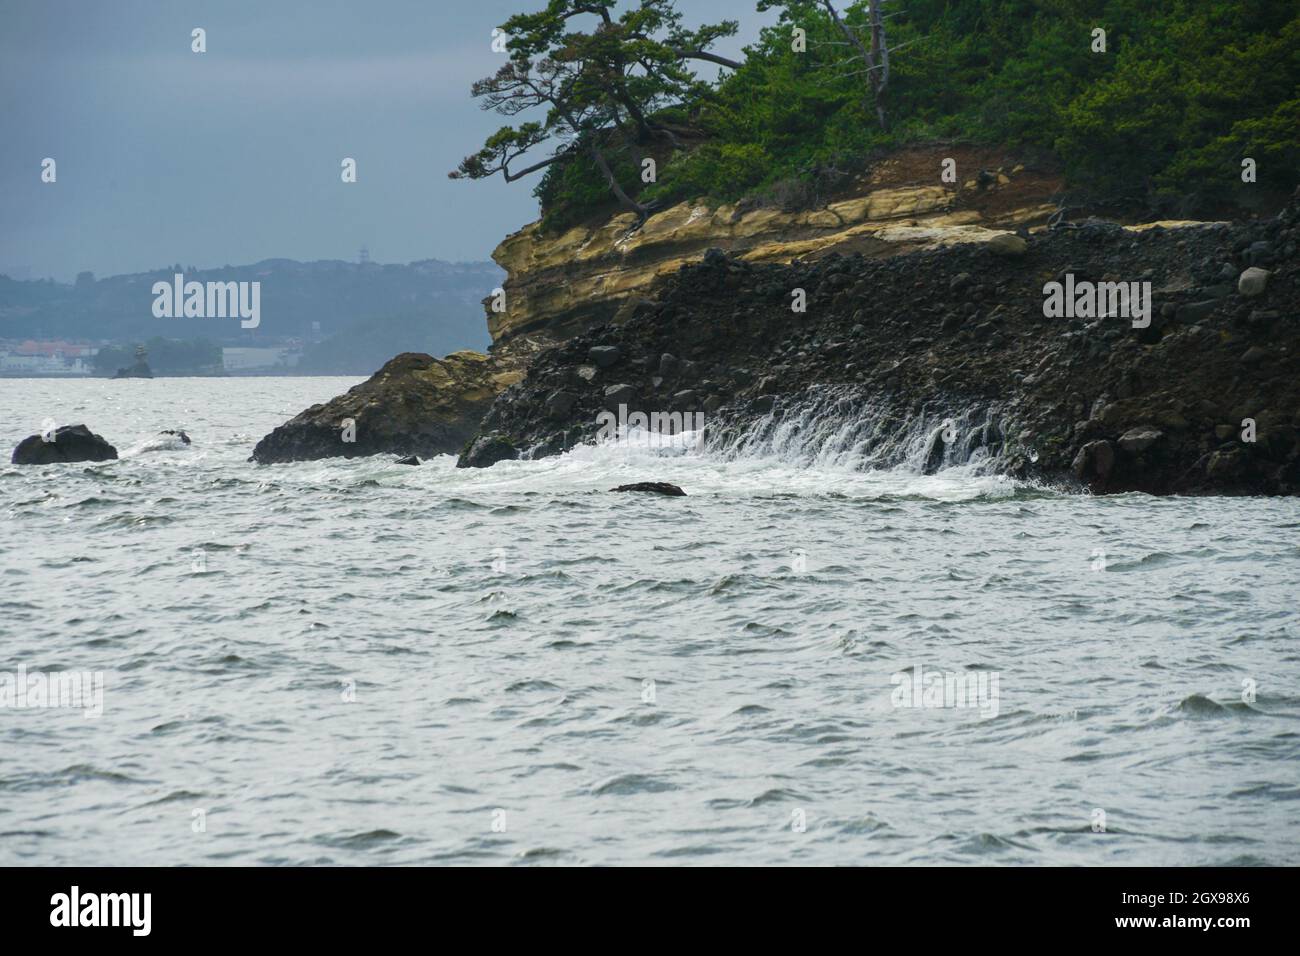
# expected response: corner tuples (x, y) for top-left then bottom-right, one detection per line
(12, 424), (118, 464)
(395, 455), (420, 466)
(610, 482), (686, 496)
(251, 350), (526, 464)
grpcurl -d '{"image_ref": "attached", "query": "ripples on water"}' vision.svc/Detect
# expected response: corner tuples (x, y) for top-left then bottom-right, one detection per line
(1, 378), (1297, 865)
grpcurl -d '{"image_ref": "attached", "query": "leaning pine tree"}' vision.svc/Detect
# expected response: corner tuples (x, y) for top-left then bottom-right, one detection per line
(449, 0), (742, 223)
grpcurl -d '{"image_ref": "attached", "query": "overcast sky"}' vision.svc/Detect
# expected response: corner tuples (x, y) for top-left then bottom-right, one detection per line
(0, 0), (774, 281)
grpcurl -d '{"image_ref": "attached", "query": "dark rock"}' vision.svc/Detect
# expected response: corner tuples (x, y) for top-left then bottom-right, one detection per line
(701, 247), (728, 268)
(12, 424), (118, 465)
(449, 190), (1300, 495)
(546, 391), (579, 417)
(252, 351), (523, 464)
(1117, 426), (1162, 455)
(113, 360), (153, 379)
(923, 425), (951, 475)
(1206, 448), (1246, 480)
(458, 433), (519, 469)
(1245, 241), (1274, 266)
(395, 455), (421, 465)
(588, 345), (622, 368)
(160, 429), (191, 445)
(1176, 300), (1221, 323)
(1072, 440), (1115, 481)
(603, 383), (637, 408)
(609, 482), (686, 496)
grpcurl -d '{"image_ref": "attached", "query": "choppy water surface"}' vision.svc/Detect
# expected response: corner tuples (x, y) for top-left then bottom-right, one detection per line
(1, 377), (1297, 865)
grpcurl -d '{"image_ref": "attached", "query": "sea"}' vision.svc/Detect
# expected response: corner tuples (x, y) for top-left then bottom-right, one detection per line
(1, 377), (1297, 865)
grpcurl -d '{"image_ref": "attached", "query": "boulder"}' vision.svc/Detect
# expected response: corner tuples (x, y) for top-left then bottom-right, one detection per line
(1117, 426), (1163, 455)
(458, 433), (519, 469)
(1071, 440), (1115, 481)
(1238, 267), (1270, 297)
(588, 345), (622, 368)
(603, 383), (637, 408)
(395, 455), (421, 466)
(987, 233), (1028, 256)
(546, 391), (579, 417)
(610, 482), (686, 496)
(12, 424), (118, 464)
(251, 350), (526, 463)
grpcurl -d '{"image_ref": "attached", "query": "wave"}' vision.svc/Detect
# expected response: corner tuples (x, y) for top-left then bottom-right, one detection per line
(440, 386), (1028, 502)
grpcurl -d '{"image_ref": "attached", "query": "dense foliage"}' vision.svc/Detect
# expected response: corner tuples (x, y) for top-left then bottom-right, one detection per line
(513, 0), (1299, 228)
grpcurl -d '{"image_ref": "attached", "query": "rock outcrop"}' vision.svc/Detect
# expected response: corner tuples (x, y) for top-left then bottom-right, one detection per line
(250, 349), (528, 463)
(458, 190), (1300, 495)
(113, 359), (153, 379)
(610, 482), (687, 496)
(489, 149), (1062, 343)
(12, 424), (118, 464)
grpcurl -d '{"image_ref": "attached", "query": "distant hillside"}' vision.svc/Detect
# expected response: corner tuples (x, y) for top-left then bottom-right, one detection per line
(0, 258), (500, 372)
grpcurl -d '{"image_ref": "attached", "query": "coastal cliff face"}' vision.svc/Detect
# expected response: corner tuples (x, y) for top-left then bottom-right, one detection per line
(251, 147), (1299, 496)
(489, 150), (1063, 343)
(462, 192), (1300, 496)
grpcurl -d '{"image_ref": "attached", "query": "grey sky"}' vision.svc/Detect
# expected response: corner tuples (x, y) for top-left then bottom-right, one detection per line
(0, 0), (775, 281)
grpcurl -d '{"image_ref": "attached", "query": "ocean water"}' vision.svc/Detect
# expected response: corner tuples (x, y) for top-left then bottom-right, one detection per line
(1, 377), (1297, 866)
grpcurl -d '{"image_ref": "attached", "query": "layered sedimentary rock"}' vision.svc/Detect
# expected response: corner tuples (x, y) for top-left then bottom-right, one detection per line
(489, 157), (1062, 343)
(253, 154), (1061, 465)
(459, 193), (1300, 495)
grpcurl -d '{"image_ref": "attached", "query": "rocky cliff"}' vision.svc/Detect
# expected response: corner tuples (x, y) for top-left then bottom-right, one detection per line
(253, 150), (1063, 466)
(490, 149), (1063, 343)
(460, 191), (1300, 496)
(252, 148), (1299, 495)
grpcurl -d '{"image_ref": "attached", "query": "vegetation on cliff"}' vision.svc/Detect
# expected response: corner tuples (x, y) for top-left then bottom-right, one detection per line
(455, 0), (1300, 231)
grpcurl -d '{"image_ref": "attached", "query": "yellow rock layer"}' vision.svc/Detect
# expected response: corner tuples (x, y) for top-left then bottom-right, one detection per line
(489, 184), (1067, 341)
